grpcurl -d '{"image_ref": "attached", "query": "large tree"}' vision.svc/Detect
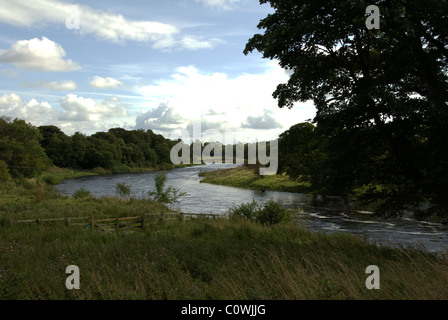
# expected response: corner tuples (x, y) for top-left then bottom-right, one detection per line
(0, 118), (51, 177)
(245, 0), (448, 218)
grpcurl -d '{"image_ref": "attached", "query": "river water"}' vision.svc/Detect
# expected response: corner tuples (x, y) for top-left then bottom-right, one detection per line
(56, 163), (448, 253)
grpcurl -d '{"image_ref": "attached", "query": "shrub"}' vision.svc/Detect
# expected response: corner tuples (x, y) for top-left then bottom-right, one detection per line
(0, 160), (11, 181)
(111, 164), (131, 174)
(257, 200), (292, 225)
(228, 199), (293, 226)
(147, 171), (187, 209)
(228, 198), (260, 221)
(73, 188), (91, 199)
(115, 182), (131, 199)
(42, 174), (61, 185)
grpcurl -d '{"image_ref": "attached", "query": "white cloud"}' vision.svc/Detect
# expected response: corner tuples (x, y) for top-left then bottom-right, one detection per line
(241, 109), (282, 130)
(0, 92), (132, 135)
(0, 0), (221, 50)
(0, 93), (52, 126)
(179, 36), (222, 51)
(90, 76), (124, 89)
(195, 0), (241, 10)
(0, 37), (80, 71)
(21, 80), (77, 91)
(135, 103), (185, 133)
(136, 61), (316, 142)
(58, 94), (128, 122)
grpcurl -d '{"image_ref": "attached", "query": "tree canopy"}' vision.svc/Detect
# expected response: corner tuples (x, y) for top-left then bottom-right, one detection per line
(246, 0), (448, 218)
(0, 118), (51, 177)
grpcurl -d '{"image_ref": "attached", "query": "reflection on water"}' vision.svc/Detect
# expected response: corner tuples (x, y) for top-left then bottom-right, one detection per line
(56, 163), (448, 253)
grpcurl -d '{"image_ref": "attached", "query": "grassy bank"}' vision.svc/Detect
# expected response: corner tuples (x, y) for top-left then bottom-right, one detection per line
(199, 165), (312, 193)
(1, 179), (448, 299)
(38, 163), (199, 186)
(39, 167), (99, 185)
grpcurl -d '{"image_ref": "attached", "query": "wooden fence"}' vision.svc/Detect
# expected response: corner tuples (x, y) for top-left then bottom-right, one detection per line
(15, 212), (225, 233)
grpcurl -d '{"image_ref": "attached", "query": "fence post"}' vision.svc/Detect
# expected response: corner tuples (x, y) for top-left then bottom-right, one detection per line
(66, 217), (70, 227)
(91, 216), (95, 231)
(115, 218), (119, 231)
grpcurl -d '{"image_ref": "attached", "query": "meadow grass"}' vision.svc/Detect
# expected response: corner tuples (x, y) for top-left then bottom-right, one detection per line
(1, 178), (448, 300)
(199, 166), (311, 193)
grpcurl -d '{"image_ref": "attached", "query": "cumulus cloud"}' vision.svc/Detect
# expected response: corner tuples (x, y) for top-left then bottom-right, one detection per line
(136, 61), (316, 142)
(0, 93), (52, 125)
(21, 80), (77, 91)
(58, 94), (128, 122)
(0, 37), (80, 71)
(0, 0), (221, 50)
(241, 109), (282, 130)
(90, 76), (124, 89)
(0, 92), (133, 135)
(135, 103), (185, 133)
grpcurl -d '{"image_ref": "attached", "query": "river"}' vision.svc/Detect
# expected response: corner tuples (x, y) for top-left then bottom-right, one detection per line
(56, 163), (448, 253)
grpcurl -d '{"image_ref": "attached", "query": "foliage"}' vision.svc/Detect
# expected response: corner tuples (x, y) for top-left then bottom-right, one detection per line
(115, 182), (131, 199)
(228, 198), (293, 226)
(278, 122), (326, 186)
(0, 118), (51, 178)
(1, 175), (448, 300)
(200, 165), (311, 193)
(245, 0), (448, 218)
(37, 125), (179, 171)
(0, 160), (11, 181)
(73, 188), (92, 199)
(42, 174), (61, 185)
(147, 171), (187, 208)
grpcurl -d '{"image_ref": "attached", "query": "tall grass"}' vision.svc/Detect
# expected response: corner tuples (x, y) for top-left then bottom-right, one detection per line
(1, 178), (448, 299)
(1, 216), (447, 299)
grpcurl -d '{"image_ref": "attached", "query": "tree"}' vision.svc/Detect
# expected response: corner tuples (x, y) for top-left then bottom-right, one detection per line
(0, 119), (51, 177)
(0, 160), (11, 181)
(39, 125), (73, 168)
(147, 171), (187, 209)
(278, 122), (324, 183)
(245, 0), (448, 218)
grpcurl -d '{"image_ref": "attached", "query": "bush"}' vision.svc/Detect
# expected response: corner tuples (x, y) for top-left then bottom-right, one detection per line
(42, 174), (61, 185)
(228, 198), (260, 221)
(228, 199), (293, 226)
(0, 160), (11, 181)
(147, 171), (187, 209)
(257, 200), (292, 226)
(73, 188), (91, 199)
(115, 182), (131, 199)
(111, 164), (131, 174)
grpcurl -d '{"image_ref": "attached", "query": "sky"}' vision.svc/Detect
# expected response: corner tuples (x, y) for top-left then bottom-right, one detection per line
(0, 0), (316, 144)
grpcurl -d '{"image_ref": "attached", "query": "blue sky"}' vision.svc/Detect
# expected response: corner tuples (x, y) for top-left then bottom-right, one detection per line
(0, 0), (315, 143)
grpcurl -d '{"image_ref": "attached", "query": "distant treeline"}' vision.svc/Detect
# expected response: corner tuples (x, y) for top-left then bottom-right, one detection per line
(0, 117), (277, 179)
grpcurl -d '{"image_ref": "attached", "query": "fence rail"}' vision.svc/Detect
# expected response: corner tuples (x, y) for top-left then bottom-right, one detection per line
(15, 212), (225, 232)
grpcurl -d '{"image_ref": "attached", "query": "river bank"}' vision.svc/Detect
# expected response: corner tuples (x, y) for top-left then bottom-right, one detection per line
(39, 163), (198, 186)
(54, 163), (448, 253)
(1, 178), (448, 299)
(199, 165), (312, 193)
